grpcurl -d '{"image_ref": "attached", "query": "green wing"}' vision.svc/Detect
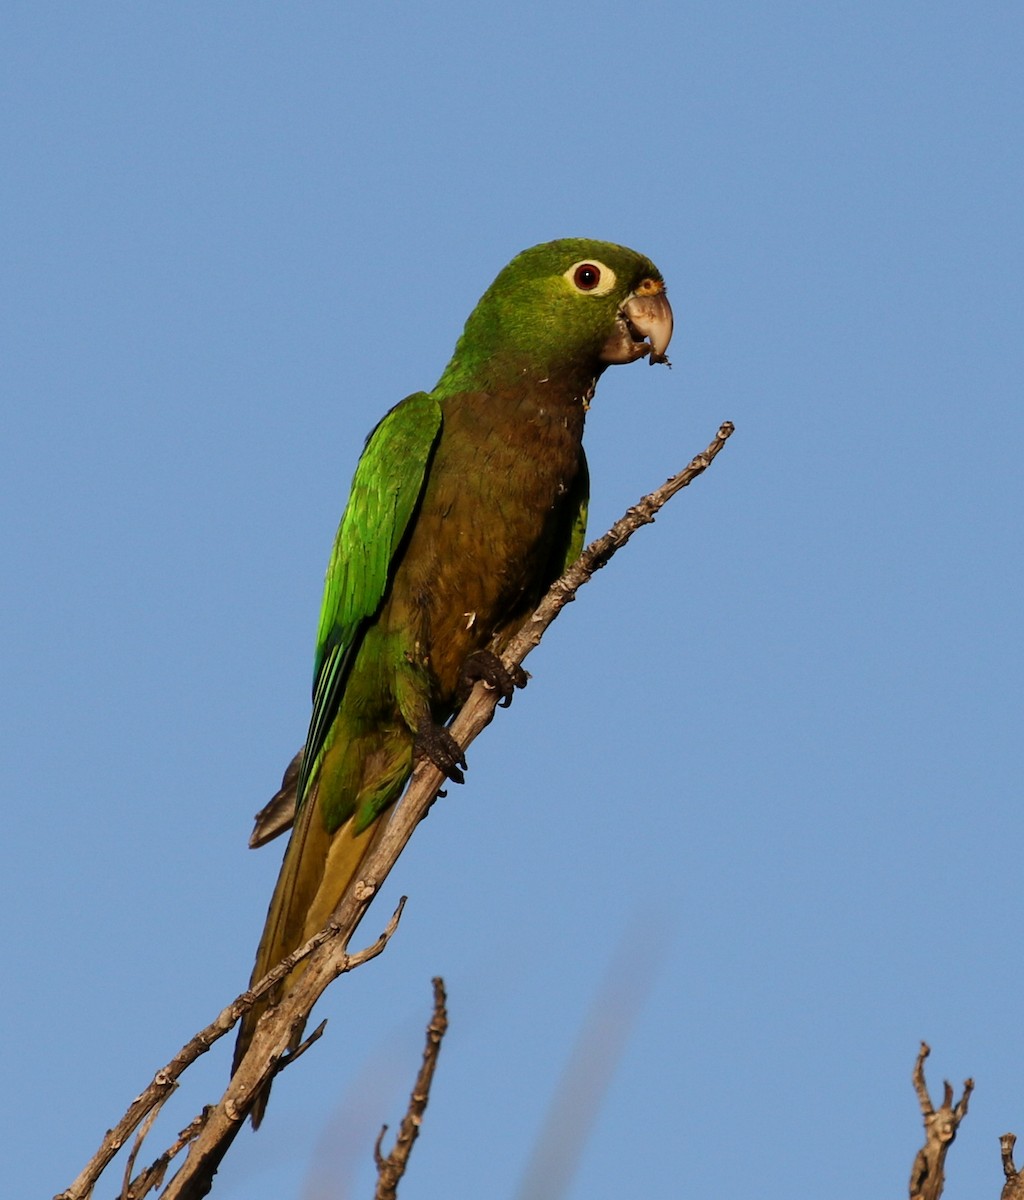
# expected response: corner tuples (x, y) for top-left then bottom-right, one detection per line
(563, 449), (590, 570)
(299, 392), (442, 808)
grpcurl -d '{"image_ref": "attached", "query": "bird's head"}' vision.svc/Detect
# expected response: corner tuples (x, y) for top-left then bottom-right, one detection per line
(437, 239), (673, 394)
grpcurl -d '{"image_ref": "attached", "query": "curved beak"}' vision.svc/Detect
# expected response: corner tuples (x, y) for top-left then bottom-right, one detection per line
(600, 283), (674, 367)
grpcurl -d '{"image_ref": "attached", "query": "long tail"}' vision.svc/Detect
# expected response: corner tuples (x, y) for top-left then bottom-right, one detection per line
(233, 786), (383, 1127)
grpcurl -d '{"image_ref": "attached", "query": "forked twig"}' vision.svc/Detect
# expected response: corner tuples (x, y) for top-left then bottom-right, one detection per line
(909, 1042), (973, 1200)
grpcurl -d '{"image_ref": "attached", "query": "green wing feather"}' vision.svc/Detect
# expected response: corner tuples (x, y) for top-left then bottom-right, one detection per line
(299, 392), (442, 809)
(563, 450), (590, 570)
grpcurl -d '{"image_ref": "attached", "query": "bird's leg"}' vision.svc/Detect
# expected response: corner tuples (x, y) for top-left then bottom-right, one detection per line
(414, 717), (467, 785)
(458, 649), (528, 707)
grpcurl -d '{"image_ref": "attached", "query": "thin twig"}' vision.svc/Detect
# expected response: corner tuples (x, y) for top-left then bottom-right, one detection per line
(374, 978), (449, 1200)
(122, 1112), (209, 1200)
(121, 1096), (173, 1200)
(1001, 1133), (1024, 1200)
(909, 1042), (974, 1200)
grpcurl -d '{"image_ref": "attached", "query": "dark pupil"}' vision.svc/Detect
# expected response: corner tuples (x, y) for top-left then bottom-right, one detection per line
(575, 264), (600, 289)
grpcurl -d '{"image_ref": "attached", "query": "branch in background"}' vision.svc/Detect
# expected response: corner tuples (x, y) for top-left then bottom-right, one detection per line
(909, 1042), (974, 1200)
(56, 420), (734, 1200)
(512, 910), (667, 1200)
(1001, 1133), (1024, 1200)
(374, 978), (449, 1200)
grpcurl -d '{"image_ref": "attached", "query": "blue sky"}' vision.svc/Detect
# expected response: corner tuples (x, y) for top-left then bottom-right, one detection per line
(3, 3), (1021, 1197)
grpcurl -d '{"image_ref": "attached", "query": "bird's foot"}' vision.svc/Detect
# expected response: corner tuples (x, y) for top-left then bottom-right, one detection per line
(415, 719), (467, 785)
(458, 650), (528, 707)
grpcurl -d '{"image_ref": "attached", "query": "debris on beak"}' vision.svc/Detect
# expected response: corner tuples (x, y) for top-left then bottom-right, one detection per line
(599, 284), (674, 366)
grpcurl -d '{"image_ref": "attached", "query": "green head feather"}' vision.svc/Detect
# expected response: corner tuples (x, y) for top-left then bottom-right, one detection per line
(436, 238), (668, 394)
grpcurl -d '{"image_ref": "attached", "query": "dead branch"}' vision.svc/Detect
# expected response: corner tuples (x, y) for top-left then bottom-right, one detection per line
(1001, 1133), (1024, 1200)
(121, 1111), (207, 1200)
(55, 902), (405, 1200)
(909, 1042), (974, 1200)
(374, 977), (449, 1200)
(57, 420), (734, 1200)
(120, 1095), (171, 1200)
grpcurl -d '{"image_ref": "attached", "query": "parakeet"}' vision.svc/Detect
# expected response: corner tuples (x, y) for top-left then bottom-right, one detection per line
(234, 239), (673, 1124)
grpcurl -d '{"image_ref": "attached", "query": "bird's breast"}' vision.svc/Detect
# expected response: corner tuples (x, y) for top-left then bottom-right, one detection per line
(384, 387), (586, 703)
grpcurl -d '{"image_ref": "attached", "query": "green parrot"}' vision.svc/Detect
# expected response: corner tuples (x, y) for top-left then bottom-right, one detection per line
(234, 239), (673, 1124)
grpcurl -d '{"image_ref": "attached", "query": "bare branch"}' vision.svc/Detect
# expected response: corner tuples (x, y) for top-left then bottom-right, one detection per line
(909, 1042), (974, 1200)
(121, 1095), (171, 1200)
(55, 902), (405, 1200)
(57, 421), (734, 1200)
(374, 978), (449, 1200)
(1001, 1132), (1024, 1200)
(122, 1111), (208, 1200)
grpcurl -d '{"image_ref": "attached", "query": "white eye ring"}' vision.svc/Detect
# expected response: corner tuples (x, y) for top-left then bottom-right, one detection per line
(564, 259), (617, 296)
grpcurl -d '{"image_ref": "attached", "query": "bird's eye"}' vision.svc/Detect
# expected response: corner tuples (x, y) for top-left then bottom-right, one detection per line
(564, 259), (616, 295)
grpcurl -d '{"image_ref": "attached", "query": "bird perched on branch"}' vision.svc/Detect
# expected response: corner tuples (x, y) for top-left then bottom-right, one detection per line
(234, 238), (673, 1125)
